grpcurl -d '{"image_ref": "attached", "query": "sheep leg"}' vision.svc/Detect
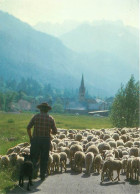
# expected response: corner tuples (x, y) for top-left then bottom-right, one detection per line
(109, 171), (113, 181)
(101, 171), (104, 182)
(64, 161), (67, 172)
(97, 166), (100, 174)
(19, 176), (24, 187)
(114, 170), (120, 181)
(27, 181), (30, 191)
(130, 169), (133, 180)
(52, 164), (54, 172)
(80, 166), (82, 173)
(135, 169), (136, 179)
(29, 176), (33, 186)
(57, 164), (59, 172)
(61, 162), (63, 172)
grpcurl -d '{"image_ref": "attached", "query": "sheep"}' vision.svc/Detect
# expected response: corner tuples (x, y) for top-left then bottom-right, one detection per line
(0, 155), (10, 168)
(114, 149), (119, 159)
(103, 134), (111, 141)
(67, 133), (75, 139)
(124, 141), (133, 148)
(75, 134), (83, 141)
(101, 160), (122, 182)
(69, 141), (80, 148)
(104, 150), (115, 160)
(7, 146), (20, 155)
(60, 147), (70, 160)
(85, 142), (95, 151)
(59, 134), (66, 139)
(106, 138), (115, 143)
(122, 150), (129, 156)
(19, 154), (33, 191)
(121, 156), (129, 174)
(52, 153), (60, 173)
(98, 142), (111, 158)
(94, 130), (102, 136)
(129, 147), (139, 157)
(52, 138), (61, 145)
(58, 142), (66, 148)
(116, 140), (124, 147)
(69, 144), (83, 168)
(121, 135), (128, 143)
(9, 153), (17, 166)
(85, 152), (94, 174)
(60, 152), (67, 172)
(74, 151), (85, 172)
(86, 145), (99, 156)
(87, 135), (94, 142)
(131, 157), (140, 181)
(94, 154), (102, 174)
(121, 128), (127, 135)
(17, 142), (29, 148)
(112, 133), (119, 141)
(83, 131), (89, 137)
(108, 141), (117, 148)
(91, 137), (98, 142)
(20, 147), (30, 155)
(133, 141), (140, 147)
(47, 154), (53, 175)
(126, 157), (134, 179)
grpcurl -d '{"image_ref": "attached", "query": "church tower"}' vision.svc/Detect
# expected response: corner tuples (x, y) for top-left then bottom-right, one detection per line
(79, 74), (85, 101)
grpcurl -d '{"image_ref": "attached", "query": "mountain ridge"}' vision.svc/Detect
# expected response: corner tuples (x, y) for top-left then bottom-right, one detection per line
(0, 11), (139, 97)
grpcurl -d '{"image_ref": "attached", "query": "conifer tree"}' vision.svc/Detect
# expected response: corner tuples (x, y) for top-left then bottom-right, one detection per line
(110, 75), (139, 127)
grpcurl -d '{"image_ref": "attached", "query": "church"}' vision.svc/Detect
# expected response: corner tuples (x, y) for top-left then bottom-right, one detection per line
(65, 75), (107, 114)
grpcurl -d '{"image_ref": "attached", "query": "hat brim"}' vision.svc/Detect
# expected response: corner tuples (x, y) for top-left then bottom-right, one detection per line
(37, 104), (52, 110)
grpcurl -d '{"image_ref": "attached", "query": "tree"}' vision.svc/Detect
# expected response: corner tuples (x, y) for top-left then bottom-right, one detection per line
(52, 103), (64, 113)
(110, 75), (139, 128)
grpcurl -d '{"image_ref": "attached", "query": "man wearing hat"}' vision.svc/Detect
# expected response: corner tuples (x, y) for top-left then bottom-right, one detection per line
(27, 102), (57, 180)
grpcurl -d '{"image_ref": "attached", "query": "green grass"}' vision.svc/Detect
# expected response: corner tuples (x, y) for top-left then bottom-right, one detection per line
(0, 112), (113, 193)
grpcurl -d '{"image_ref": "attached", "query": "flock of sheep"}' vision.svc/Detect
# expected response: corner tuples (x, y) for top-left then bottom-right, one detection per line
(0, 127), (140, 186)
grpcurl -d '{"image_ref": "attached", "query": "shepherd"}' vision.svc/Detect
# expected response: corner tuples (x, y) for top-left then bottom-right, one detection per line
(27, 102), (57, 180)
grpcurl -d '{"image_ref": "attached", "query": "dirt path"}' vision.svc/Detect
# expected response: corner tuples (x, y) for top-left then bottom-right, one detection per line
(8, 168), (140, 194)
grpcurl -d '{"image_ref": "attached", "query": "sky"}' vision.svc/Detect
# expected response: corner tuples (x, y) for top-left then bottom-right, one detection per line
(0, 0), (139, 27)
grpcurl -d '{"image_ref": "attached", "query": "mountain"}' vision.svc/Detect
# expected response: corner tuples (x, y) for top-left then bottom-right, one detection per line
(0, 11), (82, 89)
(34, 20), (80, 37)
(0, 11), (139, 97)
(60, 20), (139, 69)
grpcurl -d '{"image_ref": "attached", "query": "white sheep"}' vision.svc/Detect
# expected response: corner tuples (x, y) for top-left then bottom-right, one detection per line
(9, 153), (17, 166)
(60, 147), (70, 160)
(69, 144), (83, 168)
(0, 155), (10, 168)
(129, 147), (139, 157)
(60, 152), (67, 172)
(126, 157), (134, 179)
(112, 133), (119, 141)
(94, 154), (102, 174)
(131, 157), (140, 181)
(86, 145), (99, 156)
(101, 159), (122, 182)
(74, 151), (85, 172)
(108, 141), (117, 148)
(85, 152), (94, 174)
(124, 141), (133, 148)
(75, 134), (83, 141)
(47, 154), (53, 175)
(52, 153), (60, 173)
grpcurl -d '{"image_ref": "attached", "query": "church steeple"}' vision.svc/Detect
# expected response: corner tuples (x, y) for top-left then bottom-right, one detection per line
(79, 74), (85, 101)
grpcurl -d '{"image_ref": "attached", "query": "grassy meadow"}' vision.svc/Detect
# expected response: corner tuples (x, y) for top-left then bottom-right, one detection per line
(0, 112), (113, 193)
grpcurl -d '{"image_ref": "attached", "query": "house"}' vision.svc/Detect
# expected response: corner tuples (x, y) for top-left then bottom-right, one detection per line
(65, 75), (109, 114)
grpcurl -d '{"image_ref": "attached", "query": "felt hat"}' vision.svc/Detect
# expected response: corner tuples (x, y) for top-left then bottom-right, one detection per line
(37, 102), (52, 110)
